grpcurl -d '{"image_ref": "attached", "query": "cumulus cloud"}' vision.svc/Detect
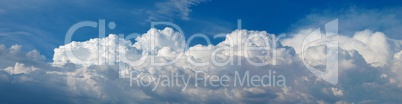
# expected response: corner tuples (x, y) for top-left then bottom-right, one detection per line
(0, 44), (46, 69)
(4, 62), (38, 75)
(1, 25), (402, 103)
(282, 29), (402, 67)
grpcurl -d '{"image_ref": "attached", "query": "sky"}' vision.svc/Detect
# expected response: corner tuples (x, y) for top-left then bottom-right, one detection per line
(1, 0), (401, 58)
(1, 0), (402, 103)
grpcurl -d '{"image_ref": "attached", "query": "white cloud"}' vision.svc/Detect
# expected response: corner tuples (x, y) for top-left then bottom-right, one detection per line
(146, 0), (207, 21)
(0, 44), (46, 69)
(294, 7), (402, 39)
(4, 62), (38, 75)
(1, 25), (402, 103)
(282, 29), (402, 67)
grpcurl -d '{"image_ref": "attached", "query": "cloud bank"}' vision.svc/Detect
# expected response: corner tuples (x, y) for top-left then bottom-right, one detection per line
(1, 24), (402, 103)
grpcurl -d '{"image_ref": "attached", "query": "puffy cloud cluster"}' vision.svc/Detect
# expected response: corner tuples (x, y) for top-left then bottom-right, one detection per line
(0, 44), (45, 70)
(282, 29), (402, 67)
(282, 28), (402, 103)
(1, 26), (402, 103)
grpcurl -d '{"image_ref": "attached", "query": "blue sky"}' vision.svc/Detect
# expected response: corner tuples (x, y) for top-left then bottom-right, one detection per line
(2, 0), (402, 103)
(1, 0), (401, 59)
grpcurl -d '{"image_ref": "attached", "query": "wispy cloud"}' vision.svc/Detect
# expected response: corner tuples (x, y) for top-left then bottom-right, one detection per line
(0, 31), (32, 36)
(291, 7), (402, 39)
(146, 0), (208, 21)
